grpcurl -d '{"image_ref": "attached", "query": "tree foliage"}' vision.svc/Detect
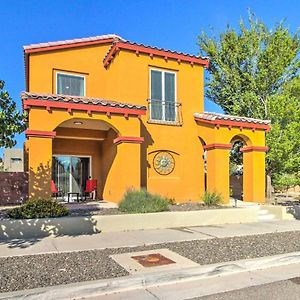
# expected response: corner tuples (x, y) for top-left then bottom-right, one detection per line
(198, 12), (300, 181)
(0, 80), (27, 148)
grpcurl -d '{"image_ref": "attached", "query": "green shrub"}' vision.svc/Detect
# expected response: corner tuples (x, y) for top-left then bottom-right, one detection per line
(272, 173), (300, 192)
(202, 191), (222, 206)
(7, 198), (69, 219)
(119, 190), (169, 214)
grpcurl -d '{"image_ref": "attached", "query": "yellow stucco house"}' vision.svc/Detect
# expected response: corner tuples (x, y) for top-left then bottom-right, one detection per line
(22, 34), (270, 204)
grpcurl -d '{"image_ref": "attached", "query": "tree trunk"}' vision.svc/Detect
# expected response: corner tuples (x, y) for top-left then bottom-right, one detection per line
(266, 174), (274, 203)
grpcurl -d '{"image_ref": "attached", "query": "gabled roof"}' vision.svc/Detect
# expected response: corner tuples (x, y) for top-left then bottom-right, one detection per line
(23, 34), (124, 53)
(22, 92), (146, 116)
(194, 112), (270, 131)
(103, 41), (209, 68)
(23, 34), (209, 91)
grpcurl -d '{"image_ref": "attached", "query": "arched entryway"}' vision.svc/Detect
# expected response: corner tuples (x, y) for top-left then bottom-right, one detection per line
(229, 135), (251, 201)
(52, 118), (119, 201)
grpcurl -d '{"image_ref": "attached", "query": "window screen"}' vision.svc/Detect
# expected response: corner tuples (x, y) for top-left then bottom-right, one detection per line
(57, 73), (85, 96)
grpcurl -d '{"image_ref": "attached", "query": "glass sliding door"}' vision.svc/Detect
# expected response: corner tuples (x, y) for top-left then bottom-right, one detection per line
(52, 156), (90, 199)
(150, 69), (176, 122)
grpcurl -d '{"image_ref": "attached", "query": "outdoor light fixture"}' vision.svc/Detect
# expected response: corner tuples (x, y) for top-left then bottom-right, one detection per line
(73, 121), (83, 125)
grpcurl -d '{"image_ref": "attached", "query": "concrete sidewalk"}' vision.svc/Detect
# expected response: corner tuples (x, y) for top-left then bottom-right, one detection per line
(0, 220), (300, 257)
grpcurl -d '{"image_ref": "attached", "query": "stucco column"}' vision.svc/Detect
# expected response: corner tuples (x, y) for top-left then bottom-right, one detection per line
(205, 144), (231, 204)
(241, 146), (268, 203)
(102, 136), (143, 202)
(26, 130), (55, 199)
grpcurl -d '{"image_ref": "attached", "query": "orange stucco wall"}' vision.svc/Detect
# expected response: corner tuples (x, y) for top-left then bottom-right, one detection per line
(26, 41), (267, 203)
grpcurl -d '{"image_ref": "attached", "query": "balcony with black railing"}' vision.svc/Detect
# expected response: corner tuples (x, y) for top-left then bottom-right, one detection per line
(147, 99), (182, 125)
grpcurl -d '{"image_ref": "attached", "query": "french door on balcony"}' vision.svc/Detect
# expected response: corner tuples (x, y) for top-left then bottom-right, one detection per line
(150, 68), (176, 122)
(52, 155), (90, 199)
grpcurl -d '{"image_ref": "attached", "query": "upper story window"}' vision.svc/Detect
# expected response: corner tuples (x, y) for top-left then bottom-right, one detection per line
(56, 72), (85, 96)
(149, 68), (179, 124)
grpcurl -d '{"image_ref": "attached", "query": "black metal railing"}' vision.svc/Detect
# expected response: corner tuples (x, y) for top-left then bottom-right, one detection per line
(147, 99), (182, 125)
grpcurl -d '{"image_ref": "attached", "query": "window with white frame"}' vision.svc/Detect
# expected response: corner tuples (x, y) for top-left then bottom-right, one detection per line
(150, 69), (176, 122)
(56, 73), (85, 96)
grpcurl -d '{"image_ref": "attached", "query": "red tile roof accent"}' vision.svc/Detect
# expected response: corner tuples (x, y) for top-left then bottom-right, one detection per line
(22, 92), (146, 116)
(103, 41), (209, 67)
(23, 34), (124, 53)
(194, 112), (271, 131)
(113, 136), (144, 144)
(240, 146), (269, 153)
(25, 130), (56, 139)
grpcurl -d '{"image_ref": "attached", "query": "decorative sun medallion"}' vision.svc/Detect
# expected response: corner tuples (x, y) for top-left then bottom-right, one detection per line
(153, 151), (175, 175)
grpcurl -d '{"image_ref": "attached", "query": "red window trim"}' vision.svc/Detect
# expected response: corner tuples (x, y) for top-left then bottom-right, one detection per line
(104, 42), (209, 68)
(113, 136), (144, 145)
(23, 99), (146, 116)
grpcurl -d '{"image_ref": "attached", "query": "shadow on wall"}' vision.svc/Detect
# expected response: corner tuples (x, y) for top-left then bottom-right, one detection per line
(0, 215), (100, 249)
(29, 161), (52, 199)
(100, 128), (118, 199)
(140, 121), (154, 189)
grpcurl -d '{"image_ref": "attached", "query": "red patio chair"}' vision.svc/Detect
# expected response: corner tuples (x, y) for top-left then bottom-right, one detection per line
(51, 180), (63, 199)
(84, 179), (97, 201)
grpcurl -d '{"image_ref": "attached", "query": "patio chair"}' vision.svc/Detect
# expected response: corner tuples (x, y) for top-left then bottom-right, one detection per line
(83, 179), (97, 201)
(51, 180), (63, 199)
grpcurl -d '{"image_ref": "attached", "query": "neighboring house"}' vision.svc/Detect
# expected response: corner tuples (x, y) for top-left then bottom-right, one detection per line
(22, 34), (270, 203)
(3, 148), (24, 172)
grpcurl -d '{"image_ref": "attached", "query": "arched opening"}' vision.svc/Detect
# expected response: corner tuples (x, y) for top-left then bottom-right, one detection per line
(52, 118), (119, 201)
(229, 135), (251, 201)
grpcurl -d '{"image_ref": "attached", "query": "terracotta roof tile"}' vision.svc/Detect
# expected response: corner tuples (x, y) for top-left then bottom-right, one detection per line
(194, 112), (271, 125)
(21, 92), (146, 110)
(23, 34), (125, 51)
(103, 40), (209, 67)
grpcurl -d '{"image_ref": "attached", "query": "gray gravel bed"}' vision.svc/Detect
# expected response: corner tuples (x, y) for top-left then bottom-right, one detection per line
(0, 203), (229, 219)
(1, 231), (300, 293)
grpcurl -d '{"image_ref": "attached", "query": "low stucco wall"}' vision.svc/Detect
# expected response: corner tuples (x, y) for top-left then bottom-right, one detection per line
(261, 205), (295, 220)
(0, 207), (258, 241)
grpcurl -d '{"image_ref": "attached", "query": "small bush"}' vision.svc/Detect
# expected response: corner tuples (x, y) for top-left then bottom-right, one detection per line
(119, 190), (169, 214)
(202, 191), (222, 206)
(7, 198), (69, 219)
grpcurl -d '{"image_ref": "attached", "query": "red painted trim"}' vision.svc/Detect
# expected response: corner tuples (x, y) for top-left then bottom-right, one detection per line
(25, 130), (56, 138)
(23, 99), (146, 116)
(103, 44), (119, 67)
(113, 136), (144, 144)
(203, 143), (232, 150)
(240, 146), (269, 153)
(24, 38), (116, 54)
(104, 42), (209, 68)
(194, 117), (270, 131)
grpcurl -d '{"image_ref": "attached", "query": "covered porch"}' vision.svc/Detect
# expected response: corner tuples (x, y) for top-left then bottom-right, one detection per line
(23, 92), (146, 203)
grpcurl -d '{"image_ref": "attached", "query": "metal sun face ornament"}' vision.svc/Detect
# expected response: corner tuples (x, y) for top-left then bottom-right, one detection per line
(153, 151), (175, 175)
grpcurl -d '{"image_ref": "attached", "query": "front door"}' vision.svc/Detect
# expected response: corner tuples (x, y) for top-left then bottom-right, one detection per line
(52, 156), (90, 199)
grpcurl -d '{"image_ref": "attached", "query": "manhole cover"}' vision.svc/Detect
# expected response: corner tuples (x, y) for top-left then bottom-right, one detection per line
(290, 277), (300, 285)
(131, 253), (175, 267)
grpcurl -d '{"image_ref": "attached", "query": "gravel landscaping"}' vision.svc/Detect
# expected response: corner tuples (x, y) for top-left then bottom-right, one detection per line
(0, 202), (230, 219)
(1, 231), (300, 293)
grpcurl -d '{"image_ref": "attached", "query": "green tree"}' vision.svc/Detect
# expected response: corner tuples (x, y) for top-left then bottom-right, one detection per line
(0, 80), (27, 148)
(198, 12), (299, 120)
(198, 13), (300, 186)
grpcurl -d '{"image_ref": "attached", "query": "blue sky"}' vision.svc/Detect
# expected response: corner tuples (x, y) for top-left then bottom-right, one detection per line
(1, 0), (299, 157)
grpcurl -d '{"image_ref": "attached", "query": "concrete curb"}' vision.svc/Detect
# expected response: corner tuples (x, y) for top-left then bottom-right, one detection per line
(2, 251), (300, 300)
